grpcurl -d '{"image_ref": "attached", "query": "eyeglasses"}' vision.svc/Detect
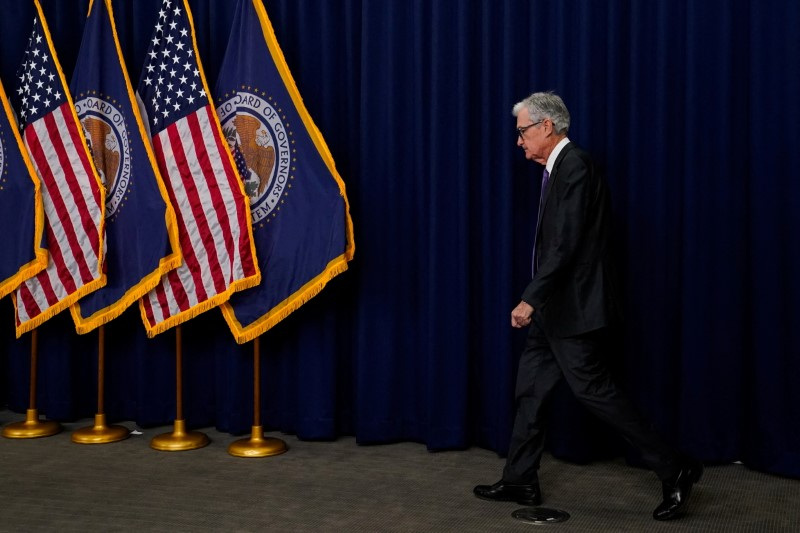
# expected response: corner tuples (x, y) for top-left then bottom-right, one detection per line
(516, 120), (544, 139)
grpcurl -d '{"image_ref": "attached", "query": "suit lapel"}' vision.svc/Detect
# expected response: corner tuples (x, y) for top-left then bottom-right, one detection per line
(536, 141), (574, 231)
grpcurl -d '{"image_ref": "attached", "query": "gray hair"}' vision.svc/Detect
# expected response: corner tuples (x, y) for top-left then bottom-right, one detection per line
(512, 91), (570, 135)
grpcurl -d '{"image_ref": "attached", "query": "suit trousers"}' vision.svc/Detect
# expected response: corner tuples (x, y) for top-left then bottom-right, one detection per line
(502, 312), (679, 484)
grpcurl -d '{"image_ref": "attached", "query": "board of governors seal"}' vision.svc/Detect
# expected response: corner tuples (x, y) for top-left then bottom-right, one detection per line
(75, 95), (131, 219)
(217, 90), (291, 225)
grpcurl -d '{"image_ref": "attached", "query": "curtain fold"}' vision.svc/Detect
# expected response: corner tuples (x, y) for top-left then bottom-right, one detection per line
(0, 0), (797, 479)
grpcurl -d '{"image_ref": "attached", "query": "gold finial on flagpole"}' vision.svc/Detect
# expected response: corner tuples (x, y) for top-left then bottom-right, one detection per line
(2, 329), (61, 439)
(228, 336), (287, 457)
(150, 325), (209, 451)
(72, 325), (129, 444)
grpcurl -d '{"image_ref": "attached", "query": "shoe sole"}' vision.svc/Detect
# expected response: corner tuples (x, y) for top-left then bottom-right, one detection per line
(474, 493), (542, 506)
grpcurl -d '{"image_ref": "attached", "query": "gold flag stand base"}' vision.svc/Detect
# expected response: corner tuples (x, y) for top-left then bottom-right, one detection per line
(72, 414), (129, 444)
(228, 425), (287, 458)
(151, 327), (209, 452)
(2, 408), (61, 439)
(4, 331), (61, 439)
(227, 337), (287, 458)
(72, 327), (130, 445)
(150, 419), (209, 451)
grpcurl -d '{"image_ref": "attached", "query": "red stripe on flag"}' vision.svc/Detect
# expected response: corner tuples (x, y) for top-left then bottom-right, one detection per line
(61, 105), (103, 208)
(152, 131), (209, 302)
(185, 110), (234, 286)
(17, 282), (42, 323)
(165, 269), (191, 312)
(165, 118), (227, 294)
(205, 108), (257, 278)
(43, 108), (100, 275)
(24, 124), (94, 287)
(141, 291), (156, 325)
(42, 217), (77, 298)
(36, 268), (60, 309)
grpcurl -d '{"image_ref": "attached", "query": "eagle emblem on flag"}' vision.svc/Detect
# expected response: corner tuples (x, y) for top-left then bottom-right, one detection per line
(74, 96), (129, 219)
(217, 89), (292, 225)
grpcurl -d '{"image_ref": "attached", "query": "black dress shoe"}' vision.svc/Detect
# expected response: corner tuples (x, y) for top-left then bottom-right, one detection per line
(653, 459), (703, 521)
(473, 480), (542, 506)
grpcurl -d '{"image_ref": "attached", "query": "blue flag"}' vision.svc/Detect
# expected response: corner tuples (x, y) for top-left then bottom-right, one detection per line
(68, 0), (181, 333)
(215, 0), (354, 343)
(0, 78), (46, 299)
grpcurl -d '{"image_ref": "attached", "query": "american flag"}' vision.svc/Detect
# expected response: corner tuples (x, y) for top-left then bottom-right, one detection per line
(11, 7), (106, 337)
(137, 0), (260, 336)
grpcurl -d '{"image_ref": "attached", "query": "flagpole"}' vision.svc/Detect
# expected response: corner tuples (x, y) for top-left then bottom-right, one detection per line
(150, 325), (209, 451)
(2, 329), (61, 438)
(72, 325), (129, 444)
(228, 335), (287, 457)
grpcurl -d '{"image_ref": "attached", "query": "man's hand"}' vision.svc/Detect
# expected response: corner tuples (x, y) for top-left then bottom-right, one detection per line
(511, 301), (534, 328)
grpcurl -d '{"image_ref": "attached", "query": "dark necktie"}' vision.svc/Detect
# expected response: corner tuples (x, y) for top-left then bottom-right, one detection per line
(532, 168), (550, 276)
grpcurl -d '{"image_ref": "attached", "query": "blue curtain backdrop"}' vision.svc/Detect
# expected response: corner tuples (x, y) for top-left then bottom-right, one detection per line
(0, 0), (797, 479)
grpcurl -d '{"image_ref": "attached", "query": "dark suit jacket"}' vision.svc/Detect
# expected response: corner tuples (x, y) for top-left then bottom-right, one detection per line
(521, 142), (621, 337)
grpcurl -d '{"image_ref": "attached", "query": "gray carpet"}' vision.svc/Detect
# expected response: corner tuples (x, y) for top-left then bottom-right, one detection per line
(1, 412), (798, 532)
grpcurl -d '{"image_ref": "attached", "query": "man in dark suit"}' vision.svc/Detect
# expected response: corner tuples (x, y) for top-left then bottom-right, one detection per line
(473, 92), (702, 521)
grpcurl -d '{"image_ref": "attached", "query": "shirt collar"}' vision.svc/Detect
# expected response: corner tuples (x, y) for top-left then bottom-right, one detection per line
(546, 137), (571, 174)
